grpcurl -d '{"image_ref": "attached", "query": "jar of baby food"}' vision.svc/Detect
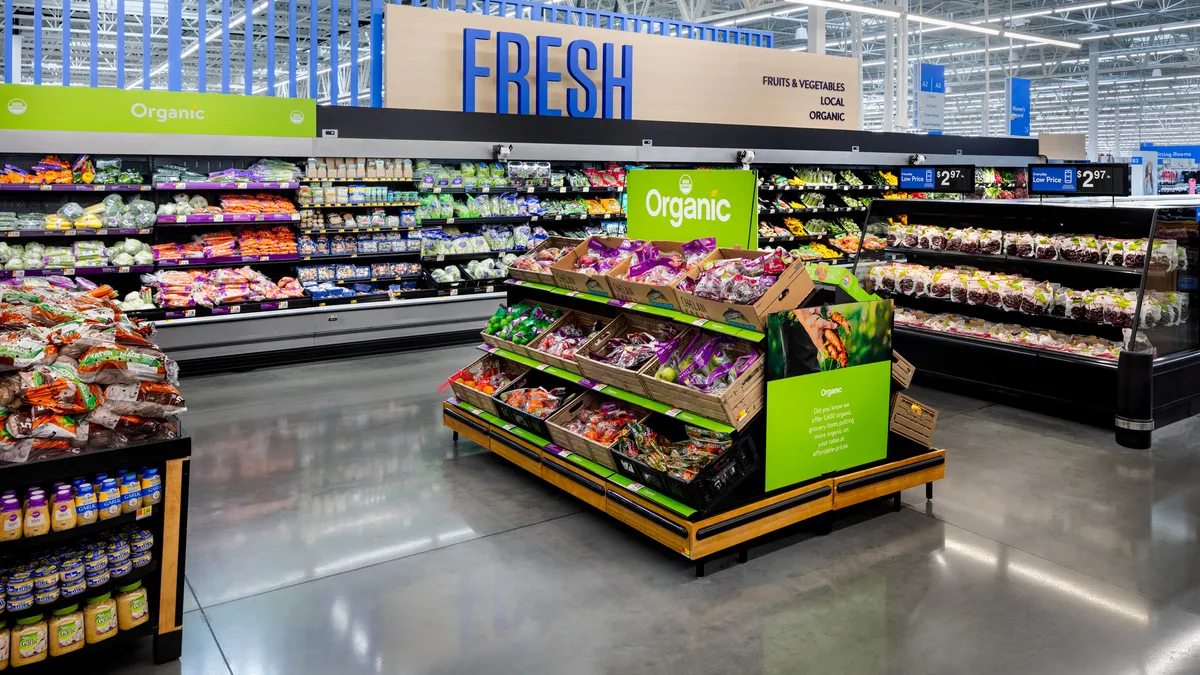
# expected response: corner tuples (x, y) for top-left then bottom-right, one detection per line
(0, 621), (9, 670)
(0, 499), (20, 542)
(128, 529), (154, 554)
(109, 558), (132, 579)
(130, 551), (152, 569)
(6, 594), (32, 613)
(59, 558), (83, 585)
(48, 605), (84, 657)
(50, 486), (76, 532)
(85, 568), (110, 589)
(74, 482), (97, 527)
(106, 540), (130, 564)
(140, 468), (162, 506)
(6, 573), (32, 597)
(33, 586), (58, 606)
(97, 479), (121, 521)
(59, 579), (85, 599)
(82, 547), (108, 575)
(115, 581), (149, 631)
(22, 495), (48, 538)
(83, 593), (117, 644)
(119, 473), (140, 514)
(31, 564), (56, 591)
(10, 615), (46, 667)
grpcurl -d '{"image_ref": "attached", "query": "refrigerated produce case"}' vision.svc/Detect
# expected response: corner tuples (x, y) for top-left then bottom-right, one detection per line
(854, 197), (1200, 427)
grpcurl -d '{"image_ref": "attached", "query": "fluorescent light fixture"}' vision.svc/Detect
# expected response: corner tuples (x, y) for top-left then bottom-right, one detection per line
(910, 15), (1001, 36)
(712, 7), (803, 27)
(1112, 26), (1160, 37)
(1054, 1), (1108, 12)
(1001, 29), (1082, 49)
(784, 0), (902, 19)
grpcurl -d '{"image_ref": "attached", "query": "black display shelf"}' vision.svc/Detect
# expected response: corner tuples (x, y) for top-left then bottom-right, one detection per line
(6, 561), (160, 622)
(0, 508), (156, 557)
(299, 250), (421, 263)
(893, 294), (1125, 341)
(329, 273), (423, 286)
(421, 250), (518, 263)
(300, 226), (420, 235)
(4, 620), (158, 673)
(417, 185), (624, 195)
(0, 437), (190, 488)
(758, 183), (893, 192)
(758, 206), (868, 216)
(299, 202), (421, 209)
(417, 216), (531, 227)
(758, 234), (828, 245)
(131, 297), (314, 321)
(883, 247), (1150, 276)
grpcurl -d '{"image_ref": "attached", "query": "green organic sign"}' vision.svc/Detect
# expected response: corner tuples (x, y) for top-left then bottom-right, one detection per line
(625, 169), (757, 248)
(763, 299), (893, 490)
(0, 84), (316, 138)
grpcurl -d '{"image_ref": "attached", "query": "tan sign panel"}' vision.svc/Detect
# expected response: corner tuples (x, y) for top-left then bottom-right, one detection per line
(385, 4), (860, 130)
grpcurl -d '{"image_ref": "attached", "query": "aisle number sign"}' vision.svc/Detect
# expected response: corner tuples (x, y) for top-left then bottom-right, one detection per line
(0, 84), (316, 137)
(625, 169), (757, 248)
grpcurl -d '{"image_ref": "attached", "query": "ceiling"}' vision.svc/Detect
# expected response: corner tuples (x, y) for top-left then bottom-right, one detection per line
(2, 0), (1197, 154)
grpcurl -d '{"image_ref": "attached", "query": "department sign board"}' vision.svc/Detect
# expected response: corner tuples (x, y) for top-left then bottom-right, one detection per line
(385, 4), (861, 130)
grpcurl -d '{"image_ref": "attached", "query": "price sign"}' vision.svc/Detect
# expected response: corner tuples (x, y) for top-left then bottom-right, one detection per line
(898, 165), (974, 193)
(1028, 163), (1131, 196)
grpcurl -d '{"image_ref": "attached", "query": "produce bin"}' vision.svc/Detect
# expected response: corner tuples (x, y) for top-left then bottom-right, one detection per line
(493, 370), (583, 438)
(480, 301), (567, 360)
(545, 391), (652, 470)
(637, 332), (766, 431)
(609, 429), (760, 511)
(575, 314), (685, 398)
(527, 310), (612, 375)
(605, 240), (695, 311)
(674, 248), (815, 332)
(549, 236), (634, 297)
(450, 353), (531, 416)
(508, 236), (582, 284)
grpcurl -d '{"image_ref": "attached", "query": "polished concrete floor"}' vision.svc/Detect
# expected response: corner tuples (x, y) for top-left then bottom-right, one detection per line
(111, 345), (1200, 675)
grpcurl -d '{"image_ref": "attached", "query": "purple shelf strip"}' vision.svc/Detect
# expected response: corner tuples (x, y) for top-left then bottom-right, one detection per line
(154, 182), (299, 190)
(2, 229), (151, 238)
(164, 309), (197, 319)
(155, 254), (300, 267)
(576, 378), (598, 389)
(0, 184), (152, 192)
(0, 266), (152, 279)
(155, 213), (300, 224)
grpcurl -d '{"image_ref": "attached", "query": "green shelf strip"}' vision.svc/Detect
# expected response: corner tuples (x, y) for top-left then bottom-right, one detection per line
(448, 397), (696, 518)
(507, 279), (766, 342)
(476, 345), (735, 434)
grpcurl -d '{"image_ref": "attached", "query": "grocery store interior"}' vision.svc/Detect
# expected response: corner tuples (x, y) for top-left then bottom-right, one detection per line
(2, 0), (1200, 673)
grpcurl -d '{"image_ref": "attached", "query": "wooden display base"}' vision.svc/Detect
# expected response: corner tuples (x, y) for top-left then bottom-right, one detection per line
(443, 400), (946, 576)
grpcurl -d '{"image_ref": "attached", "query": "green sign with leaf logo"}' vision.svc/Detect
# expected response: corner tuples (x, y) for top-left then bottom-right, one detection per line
(625, 169), (758, 248)
(0, 84), (315, 137)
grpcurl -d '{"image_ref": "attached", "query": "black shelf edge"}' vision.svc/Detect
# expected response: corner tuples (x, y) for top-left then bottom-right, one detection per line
(417, 186), (624, 195)
(758, 207), (869, 216)
(0, 508), (159, 557)
(328, 273), (423, 286)
(895, 325), (1119, 367)
(5, 560), (160, 622)
(299, 251), (421, 263)
(883, 247), (1152, 276)
(0, 437), (191, 489)
(422, 251), (519, 263)
(758, 184), (892, 192)
(892, 294), (1125, 340)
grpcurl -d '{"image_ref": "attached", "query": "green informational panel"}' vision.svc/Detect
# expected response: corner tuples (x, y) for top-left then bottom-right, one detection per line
(625, 169), (757, 248)
(0, 85), (316, 137)
(763, 299), (893, 490)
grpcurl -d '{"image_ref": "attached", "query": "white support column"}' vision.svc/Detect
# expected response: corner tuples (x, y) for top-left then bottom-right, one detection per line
(884, 18), (895, 132)
(809, 6), (825, 54)
(8, 35), (22, 85)
(1088, 43), (1100, 161)
(1114, 105), (1122, 157)
(983, 0), (990, 136)
(854, 14), (863, 129)
(898, 10), (909, 131)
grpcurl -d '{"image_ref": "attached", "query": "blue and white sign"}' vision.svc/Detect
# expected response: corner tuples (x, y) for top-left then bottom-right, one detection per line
(900, 167), (936, 190)
(1030, 166), (1075, 192)
(914, 63), (945, 133)
(1005, 77), (1031, 137)
(1131, 156), (1143, 165)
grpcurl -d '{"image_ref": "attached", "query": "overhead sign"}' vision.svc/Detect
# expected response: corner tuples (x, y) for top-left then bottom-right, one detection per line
(1005, 77), (1031, 136)
(1028, 163), (1131, 196)
(898, 165), (974, 193)
(625, 169), (757, 249)
(0, 84), (315, 137)
(384, 4), (861, 129)
(914, 63), (945, 134)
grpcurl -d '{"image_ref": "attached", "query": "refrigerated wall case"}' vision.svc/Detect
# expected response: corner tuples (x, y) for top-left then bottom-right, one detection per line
(856, 197), (1200, 426)
(0, 107), (1040, 370)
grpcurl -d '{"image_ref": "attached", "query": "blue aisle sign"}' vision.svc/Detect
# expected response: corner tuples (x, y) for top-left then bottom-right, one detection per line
(1140, 143), (1200, 159)
(1005, 77), (1031, 136)
(914, 63), (945, 133)
(1030, 166), (1075, 192)
(900, 167), (935, 190)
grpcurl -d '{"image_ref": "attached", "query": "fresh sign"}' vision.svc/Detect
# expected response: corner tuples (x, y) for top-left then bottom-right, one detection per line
(625, 169), (757, 248)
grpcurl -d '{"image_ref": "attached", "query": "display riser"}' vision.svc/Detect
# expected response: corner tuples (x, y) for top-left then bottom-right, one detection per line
(443, 402), (945, 575)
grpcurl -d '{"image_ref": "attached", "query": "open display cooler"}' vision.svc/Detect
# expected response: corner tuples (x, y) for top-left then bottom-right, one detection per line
(854, 197), (1200, 428)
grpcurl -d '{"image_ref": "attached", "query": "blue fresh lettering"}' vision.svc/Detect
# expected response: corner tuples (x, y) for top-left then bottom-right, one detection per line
(566, 39), (598, 118)
(496, 32), (531, 115)
(601, 43), (633, 120)
(462, 28), (491, 113)
(535, 36), (563, 117)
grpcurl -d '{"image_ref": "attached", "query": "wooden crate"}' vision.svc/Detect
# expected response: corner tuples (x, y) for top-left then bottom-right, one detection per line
(575, 313), (685, 397)
(527, 310), (612, 375)
(507, 237), (581, 284)
(545, 391), (651, 470)
(449, 353), (530, 416)
(480, 301), (568, 359)
(891, 350), (915, 390)
(638, 332), (765, 431)
(890, 393), (939, 448)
